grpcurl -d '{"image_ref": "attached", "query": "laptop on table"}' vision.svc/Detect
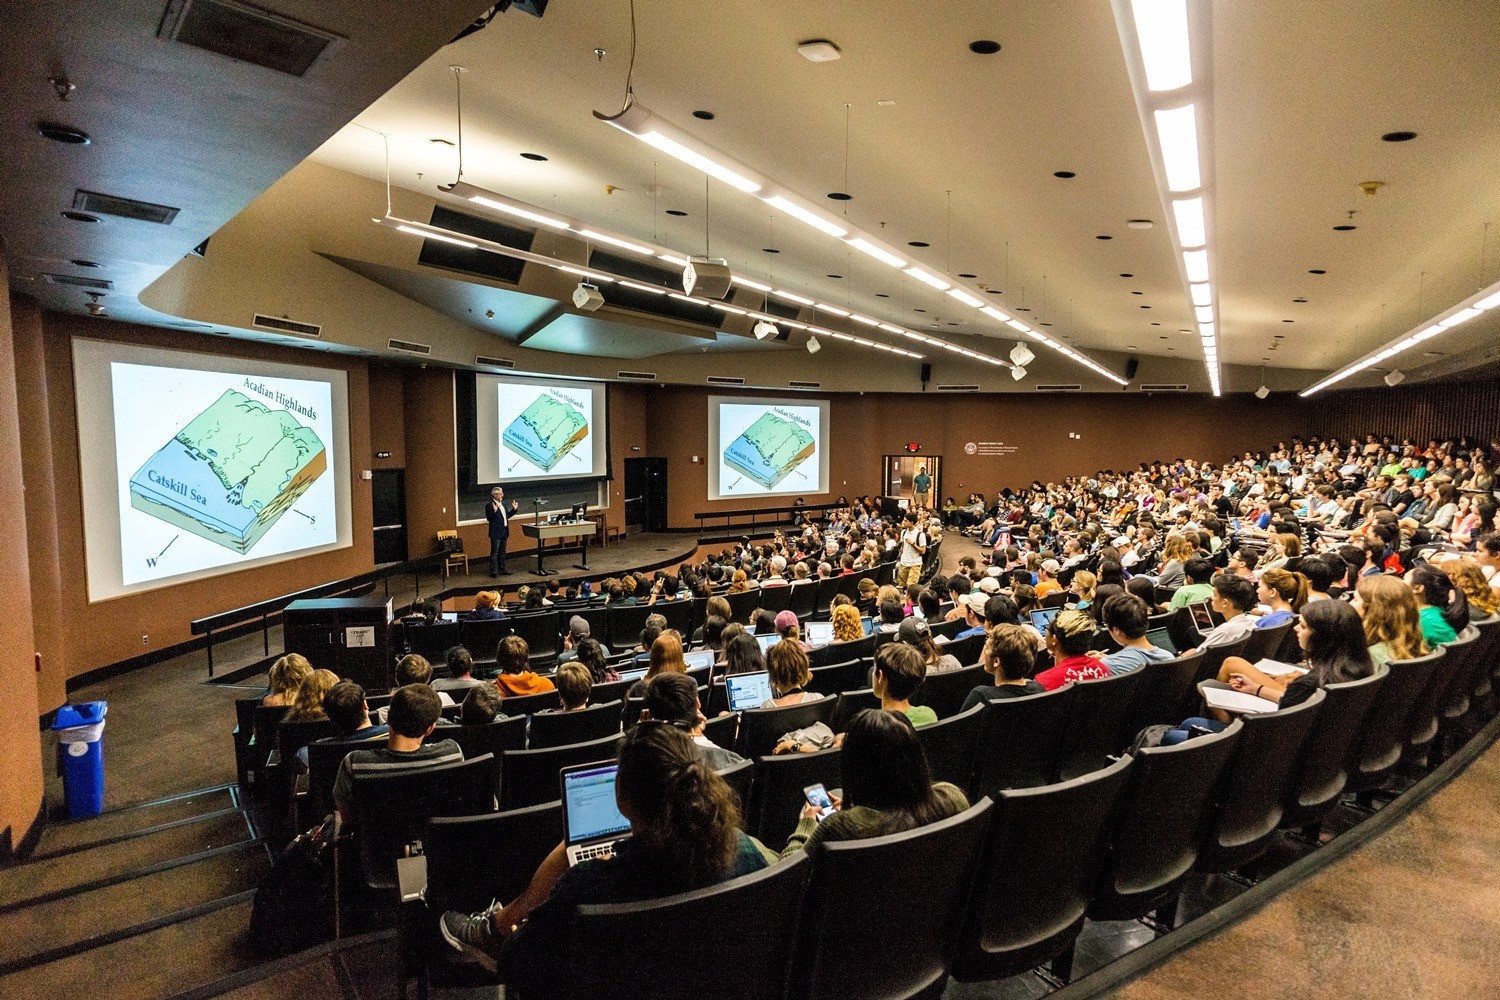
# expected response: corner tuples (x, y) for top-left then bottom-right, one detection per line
(560, 761), (632, 866)
(725, 671), (774, 712)
(1029, 607), (1059, 633)
(755, 632), (779, 653)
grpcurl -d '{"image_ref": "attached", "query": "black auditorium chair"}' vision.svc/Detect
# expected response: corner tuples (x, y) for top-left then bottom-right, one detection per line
(735, 698), (839, 759)
(913, 705), (983, 793)
(565, 854), (811, 1000)
(790, 799), (994, 1000)
(1175, 635), (1251, 717)
(572, 605), (609, 643)
(460, 619), (512, 665)
(1430, 627), (1488, 765)
(1164, 605), (1201, 653)
(758, 584), (793, 615)
(1278, 667), (1385, 839)
(836, 574), (864, 603)
(306, 736), (376, 819)
(822, 633), (876, 665)
(1239, 620), (1294, 665)
(685, 664), (713, 689)
(349, 754), (498, 893)
(927, 618), (965, 641)
(500, 733), (620, 810)
(716, 758), (755, 813)
(656, 599), (694, 637)
(831, 689), (882, 731)
(527, 700), (623, 750)
(1402, 630), (1477, 769)
(940, 633), (986, 668)
(952, 756), (1134, 986)
(232, 697), (262, 789)
(806, 659), (868, 697)
(701, 712), (738, 751)
(606, 604), (655, 653)
(1125, 651), (1204, 735)
(788, 580), (820, 620)
(1053, 668), (1148, 781)
(250, 704), (291, 773)
(438, 716), (528, 795)
(405, 621), (460, 662)
(498, 689), (562, 716)
(810, 578), (842, 619)
(1087, 720), (1242, 930)
(1344, 647), (1446, 801)
(424, 801), (562, 917)
(271, 718), (337, 828)
(1194, 689), (1324, 874)
(911, 664), (987, 720)
(725, 589), (761, 625)
(589, 677), (636, 707)
(968, 685), (1076, 800)
(1040, 591), (1069, 609)
(746, 747), (842, 849)
(508, 611), (562, 668)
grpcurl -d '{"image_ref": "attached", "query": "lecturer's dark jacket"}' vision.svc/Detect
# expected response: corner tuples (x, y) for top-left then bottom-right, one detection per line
(485, 500), (514, 540)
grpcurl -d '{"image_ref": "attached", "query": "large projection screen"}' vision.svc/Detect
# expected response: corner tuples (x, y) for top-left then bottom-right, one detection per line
(707, 396), (830, 501)
(475, 373), (608, 484)
(73, 338), (353, 602)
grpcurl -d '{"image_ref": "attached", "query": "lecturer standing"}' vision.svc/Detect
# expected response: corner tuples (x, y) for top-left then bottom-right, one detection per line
(486, 486), (519, 577)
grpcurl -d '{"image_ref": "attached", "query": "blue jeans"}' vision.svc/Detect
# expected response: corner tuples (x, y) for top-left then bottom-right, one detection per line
(1161, 717), (1228, 746)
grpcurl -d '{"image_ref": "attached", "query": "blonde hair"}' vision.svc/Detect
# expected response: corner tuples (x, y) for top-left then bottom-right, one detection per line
(285, 669), (340, 722)
(555, 662), (593, 709)
(877, 584), (903, 606)
(984, 624), (1036, 681)
(1357, 575), (1428, 662)
(267, 653), (312, 700)
(831, 603), (863, 643)
(1442, 559), (1498, 618)
(474, 590), (501, 610)
(1072, 570), (1097, 602)
(647, 631), (688, 679)
(1162, 534), (1195, 563)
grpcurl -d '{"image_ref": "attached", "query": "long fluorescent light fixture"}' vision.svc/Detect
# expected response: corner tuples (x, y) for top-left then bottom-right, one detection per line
(1154, 104), (1201, 192)
(847, 238), (907, 268)
(1301, 279), (1500, 396)
(1172, 197), (1206, 248)
(904, 267), (951, 291)
(397, 224), (475, 248)
(448, 182), (571, 229)
(578, 229), (655, 255)
(764, 195), (848, 238)
(595, 101), (762, 193)
(1131, 0), (1193, 91)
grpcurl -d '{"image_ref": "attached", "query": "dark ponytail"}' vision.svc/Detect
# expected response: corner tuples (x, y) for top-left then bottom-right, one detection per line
(1412, 564), (1469, 633)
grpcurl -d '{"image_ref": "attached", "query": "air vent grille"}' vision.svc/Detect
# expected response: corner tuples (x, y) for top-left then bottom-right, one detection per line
(1036, 384), (1082, 392)
(388, 339), (432, 356)
(788, 380), (821, 389)
(1138, 383), (1190, 392)
(707, 376), (745, 386)
(936, 384), (980, 392)
(72, 190), (179, 225)
(253, 313), (321, 337)
(159, 0), (342, 77)
(617, 370), (657, 381)
(43, 273), (113, 290)
(476, 355), (515, 369)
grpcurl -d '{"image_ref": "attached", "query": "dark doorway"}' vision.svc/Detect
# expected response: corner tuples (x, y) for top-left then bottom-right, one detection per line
(372, 468), (407, 564)
(623, 457), (668, 533)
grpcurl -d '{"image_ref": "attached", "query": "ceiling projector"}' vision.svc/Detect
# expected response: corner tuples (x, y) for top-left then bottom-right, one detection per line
(683, 256), (733, 299)
(572, 282), (604, 311)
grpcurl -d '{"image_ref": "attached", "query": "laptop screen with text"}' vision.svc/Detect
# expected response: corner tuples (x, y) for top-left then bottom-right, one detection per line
(562, 763), (631, 844)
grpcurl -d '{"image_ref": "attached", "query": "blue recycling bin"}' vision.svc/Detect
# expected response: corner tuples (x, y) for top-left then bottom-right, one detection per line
(52, 701), (108, 819)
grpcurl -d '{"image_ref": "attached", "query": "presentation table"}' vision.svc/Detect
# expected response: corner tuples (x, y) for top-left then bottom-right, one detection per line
(521, 520), (597, 575)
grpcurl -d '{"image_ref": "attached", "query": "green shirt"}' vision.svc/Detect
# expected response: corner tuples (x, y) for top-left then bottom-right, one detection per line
(904, 704), (938, 728)
(782, 782), (970, 857)
(1368, 641), (1393, 667)
(1170, 582), (1215, 609)
(1418, 604), (1457, 646)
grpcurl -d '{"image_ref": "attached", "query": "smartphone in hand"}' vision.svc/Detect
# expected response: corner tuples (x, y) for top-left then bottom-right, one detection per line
(803, 783), (835, 821)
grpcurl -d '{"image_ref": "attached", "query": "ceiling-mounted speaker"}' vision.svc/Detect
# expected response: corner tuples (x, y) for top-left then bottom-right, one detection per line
(683, 256), (732, 299)
(1124, 356), (1140, 381)
(1384, 369), (1405, 386)
(920, 363), (932, 384)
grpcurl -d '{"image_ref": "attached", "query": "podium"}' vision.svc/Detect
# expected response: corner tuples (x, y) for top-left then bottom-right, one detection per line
(521, 520), (597, 575)
(283, 596), (394, 692)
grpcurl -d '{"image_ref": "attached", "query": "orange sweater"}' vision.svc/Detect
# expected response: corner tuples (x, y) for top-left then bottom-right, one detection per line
(494, 671), (556, 697)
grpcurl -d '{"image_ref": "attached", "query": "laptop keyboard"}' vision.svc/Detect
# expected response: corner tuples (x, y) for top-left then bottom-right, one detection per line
(573, 842), (615, 862)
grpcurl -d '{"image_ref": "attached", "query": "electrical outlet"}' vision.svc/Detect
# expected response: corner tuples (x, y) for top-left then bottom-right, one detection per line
(142, 635), (149, 645)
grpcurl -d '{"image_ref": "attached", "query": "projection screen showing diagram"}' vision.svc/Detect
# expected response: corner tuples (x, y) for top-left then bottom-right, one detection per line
(723, 411), (816, 490)
(502, 392), (590, 473)
(709, 397), (830, 500)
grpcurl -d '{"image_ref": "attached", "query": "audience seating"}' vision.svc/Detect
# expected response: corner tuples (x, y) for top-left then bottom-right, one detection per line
(831, 689), (882, 731)
(1087, 720), (1242, 929)
(701, 712), (738, 750)
(787, 580), (820, 619)
(232, 697), (261, 789)
(952, 757), (1134, 985)
(433, 717), (528, 796)
(1239, 620), (1294, 664)
(726, 589), (761, 624)
(424, 802), (563, 915)
(790, 798), (994, 1000)
(1125, 651), (1204, 734)
(927, 618), (965, 641)
(1175, 635), (1251, 717)
(968, 685), (1076, 799)
(508, 611), (561, 667)
(527, 700), (623, 750)
(460, 619), (512, 665)
(911, 665), (987, 719)
(1433, 624), (1494, 762)
(349, 754), (498, 892)
(498, 689), (562, 716)
(500, 734), (621, 810)
(403, 621), (461, 663)
(818, 633), (877, 665)
(914, 706), (983, 789)
(1194, 689), (1324, 874)
(1040, 591), (1069, 609)
(1403, 629), (1477, 768)
(806, 659), (867, 696)
(1054, 668), (1148, 781)
(940, 633), (986, 668)
(758, 585), (793, 614)
(306, 736), (377, 819)
(746, 748), (842, 848)
(735, 698), (840, 758)
(1279, 667), (1387, 835)
(717, 758), (755, 812)
(1163, 606), (1201, 653)
(656, 598), (695, 637)
(589, 677), (636, 706)
(605, 604), (655, 652)
(565, 854), (811, 1000)
(1345, 648), (1446, 798)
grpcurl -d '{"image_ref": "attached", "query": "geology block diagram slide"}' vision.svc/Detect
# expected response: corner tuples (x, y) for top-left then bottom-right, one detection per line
(128, 387), (327, 555)
(722, 410), (817, 491)
(501, 391), (591, 473)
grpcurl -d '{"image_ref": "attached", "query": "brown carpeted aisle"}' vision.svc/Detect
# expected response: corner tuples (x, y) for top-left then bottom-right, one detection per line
(1100, 737), (1500, 1000)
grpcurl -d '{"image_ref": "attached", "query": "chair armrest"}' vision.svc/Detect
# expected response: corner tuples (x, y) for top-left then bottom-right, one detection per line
(397, 854), (428, 904)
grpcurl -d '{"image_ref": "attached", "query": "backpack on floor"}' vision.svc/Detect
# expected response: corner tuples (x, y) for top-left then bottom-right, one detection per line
(249, 820), (335, 957)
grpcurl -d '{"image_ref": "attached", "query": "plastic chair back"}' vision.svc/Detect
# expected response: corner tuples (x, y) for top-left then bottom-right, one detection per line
(915, 706), (983, 789)
(746, 748), (842, 848)
(1281, 667), (1386, 829)
(351, 754), (498, 890)
(735, 697), (839, 758)
(528, 700), (623, 750)
(500, 733), (620, 810)
(425, 802), (562, 913)
(1054, 668), (1148, 780)
(969, 685), (1076, 799)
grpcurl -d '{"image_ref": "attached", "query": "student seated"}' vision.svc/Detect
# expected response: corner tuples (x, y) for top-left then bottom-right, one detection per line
(439, 723), (773, 982)
(962, 624), (1045, 710)
(642, 671), (745, 769)
(781, 709), (968, 856)
(374, 654), (456, 723)
(332, 685), (463, 823)
(1034, 609), (1111, 690)
(262, 653), (312, 708)
(432, 645), (486, 696)
(1195, 574), (1260, 647)
(870, 642), (935, 727)
(627, 630), (689, 698)
(897, 616), (962, 672)
(466, 590), (506, 621)
(1168, 557), (1217, 609)
(762, 639), (823, 708)
(297, 680), (388, 771)
(493, 636), (556, 697)
(283, 669), (340, 723)
(1164, 598), (1373, 743)
(1251, 569), (1309, 630)
(554, 662), (592, 711)
(458, 684), (505, 725)
(1096, 593), (1174, 675)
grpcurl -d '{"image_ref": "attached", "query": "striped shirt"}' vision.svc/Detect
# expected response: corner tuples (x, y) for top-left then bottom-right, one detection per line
(332, 739), (464, 810)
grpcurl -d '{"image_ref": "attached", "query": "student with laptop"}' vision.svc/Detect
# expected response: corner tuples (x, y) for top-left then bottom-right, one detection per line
(1094, 593), (1174, 676)
(644, 672), (745, 770)
(440, 723), (774, 983)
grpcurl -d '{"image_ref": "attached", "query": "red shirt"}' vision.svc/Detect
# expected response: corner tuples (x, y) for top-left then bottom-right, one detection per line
(1035, 654), (1111, 691)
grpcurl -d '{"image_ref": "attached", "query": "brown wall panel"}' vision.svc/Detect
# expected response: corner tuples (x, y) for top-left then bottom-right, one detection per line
(368, 362), (407, 470)
(1306, 380), (1500, 444)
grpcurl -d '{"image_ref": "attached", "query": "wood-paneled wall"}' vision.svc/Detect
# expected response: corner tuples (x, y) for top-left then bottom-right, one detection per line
(1306, 380), (1500, 443)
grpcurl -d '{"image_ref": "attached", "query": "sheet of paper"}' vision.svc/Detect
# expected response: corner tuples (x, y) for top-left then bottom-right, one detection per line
(1252, 658), (1309, 677)
(1202, 686), (1280, 714)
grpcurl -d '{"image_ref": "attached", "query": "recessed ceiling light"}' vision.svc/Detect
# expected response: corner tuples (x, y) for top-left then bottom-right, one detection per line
(1140, 305), (1151, 309)
(519, 152), (548, 161)
(875, 293), (890, 298)
(692, 110), (716, 121)
(665, 209), (687, 216)
(987, 289), (1004, 296)
(908, 241), (930, 247)
(1167, 347), (1176, 351)
(1127, 344), (1138, 349)
(1160, 335), (1169, 340)
(958, 273), (977, 278)
(1126, 219), (1154, 229)
(969, 39), (1002, 54)
(797, 39), (842, 62)
(1273, 334), (1285, 340)
(1016, 307), (1031, 312)
(761, 247), (780, 254)
(914, 308), (927, 313)
(1096, 235), (1113, 240)
(1054, 171), (1076, 179)
(826, 192), (852, 201)
(1333, 225), (1356, 232)
(1119, 273), (1133, 278)
(1282, 319), (1294, 323)
(37, 121), (90, 144)
(61, 210), (100, 223)
(1309, 269), (1326, 275)
(69, 259), (101, 267)
(1381, 130), (1417, 142)
(1151, 322), (1162, 326)
(1131, 290), (1144, 295)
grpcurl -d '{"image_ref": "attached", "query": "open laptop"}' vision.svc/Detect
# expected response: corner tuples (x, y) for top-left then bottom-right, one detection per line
(1146, 627), (1177, 654)
(725, 671), (773, 712)
(755, 632), (779, 654)
(805, 621), (834, 646)
(1189, 600), (1215, 631)
(615, 665), (648, 682)
(1029, 607), (1060, 633)
(683, 649), (715, 671)
(560, 761), (632, 866)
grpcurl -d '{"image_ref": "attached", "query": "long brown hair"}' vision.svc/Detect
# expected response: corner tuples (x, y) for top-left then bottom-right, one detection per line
(1260, 569), (1310, 611)
(285, 668), (339, 722)
(1357, 575), (1428, 661)
(1442, 558), (1499, 618)
(616, 723), (741, 891)
(646, 631), (688, 679)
